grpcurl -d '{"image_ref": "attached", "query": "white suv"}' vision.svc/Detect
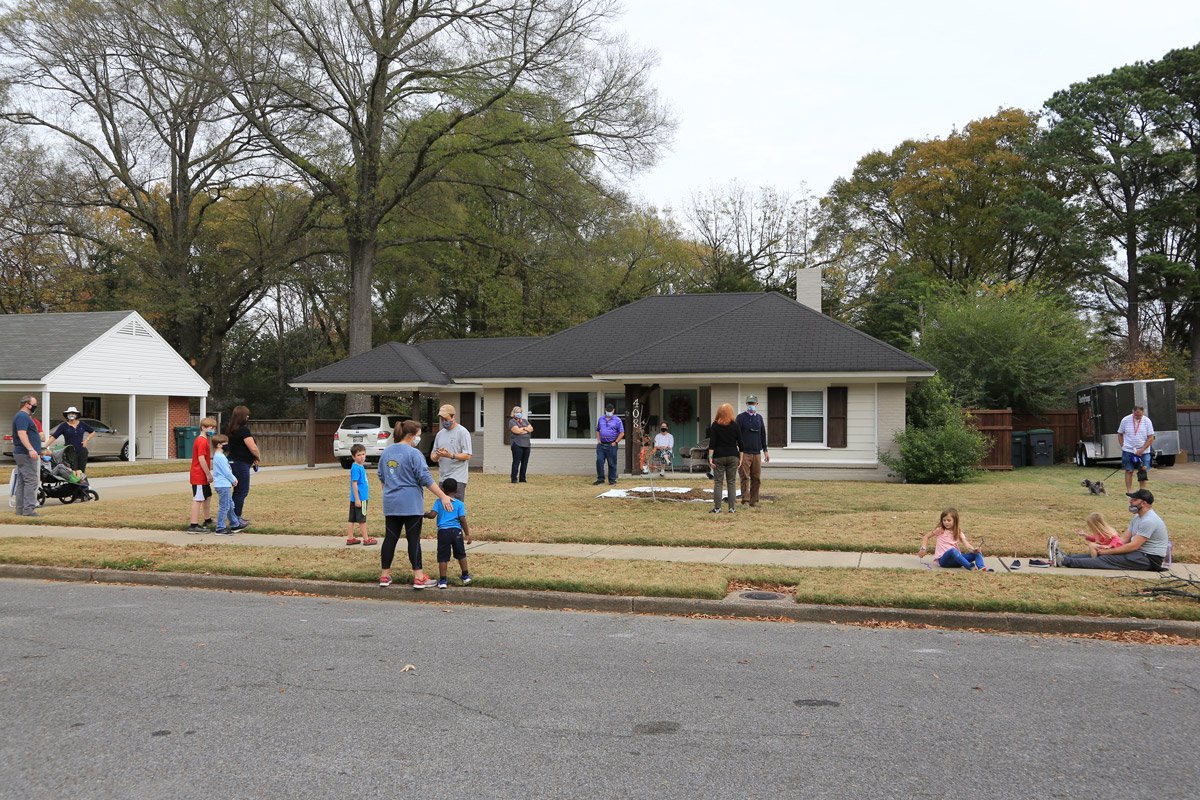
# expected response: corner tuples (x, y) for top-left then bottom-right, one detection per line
(333, 414), (432, 468)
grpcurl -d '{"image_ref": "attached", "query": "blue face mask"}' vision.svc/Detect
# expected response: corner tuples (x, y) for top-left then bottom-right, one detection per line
(41, 455), (51, 462)
(747, 405), (757, 413)
(441, 419), (454, 430)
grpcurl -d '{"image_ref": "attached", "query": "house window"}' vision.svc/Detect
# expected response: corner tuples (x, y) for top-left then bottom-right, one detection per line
(557, 392), (594, 439)
(526, 393), (551, 439)
(790, 390), (825, 444)
(477, 395), (484, 430)
(603, 393), (627, 417)
(82, 397), (101, 419)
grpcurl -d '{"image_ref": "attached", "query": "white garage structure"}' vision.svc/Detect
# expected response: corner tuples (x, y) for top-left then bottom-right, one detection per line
(0, 311), (209, 461)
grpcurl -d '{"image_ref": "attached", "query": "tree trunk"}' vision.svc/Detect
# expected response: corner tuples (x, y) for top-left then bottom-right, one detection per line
(1124, 227), (1140, 348)
(344, 234), (378, 413)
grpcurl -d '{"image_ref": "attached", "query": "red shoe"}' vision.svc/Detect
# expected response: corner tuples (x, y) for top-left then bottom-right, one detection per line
(361, 537), (378, 546)
(378, 574), (392, 588)
(346, 537), (362, 545)
(412, 576), (438, 590)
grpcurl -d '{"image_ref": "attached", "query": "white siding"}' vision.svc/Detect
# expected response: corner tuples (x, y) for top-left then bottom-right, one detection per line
(43, 313), (208, 396)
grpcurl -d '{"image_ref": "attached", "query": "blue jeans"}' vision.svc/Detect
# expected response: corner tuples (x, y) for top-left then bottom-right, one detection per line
(596, 442), (618, 483)
(938, 548), (984, 570)
(230, 461), (251, 517)
(510, 444), (531, 482)
(215, 486), (239, 530)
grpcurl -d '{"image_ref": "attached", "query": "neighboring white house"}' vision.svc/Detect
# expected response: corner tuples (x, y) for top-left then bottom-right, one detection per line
(0, 311), (210, 461)
(292, 279), (937, 481)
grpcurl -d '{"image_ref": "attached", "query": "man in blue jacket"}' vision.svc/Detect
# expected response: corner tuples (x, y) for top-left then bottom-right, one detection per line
(735, 395), (770, 507)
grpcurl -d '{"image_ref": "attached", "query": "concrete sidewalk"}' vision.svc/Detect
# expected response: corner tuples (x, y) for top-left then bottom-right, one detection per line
(1, 522), (1194, 581)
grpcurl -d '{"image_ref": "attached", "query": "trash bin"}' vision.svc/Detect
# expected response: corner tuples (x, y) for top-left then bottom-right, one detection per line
(174, 426), (200, 460)
(1028, 428), (1054, 467)
(1011, 431), (1028, 468)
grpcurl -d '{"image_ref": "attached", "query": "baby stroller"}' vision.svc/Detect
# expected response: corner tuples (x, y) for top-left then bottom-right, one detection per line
(36, 445), (99, 506)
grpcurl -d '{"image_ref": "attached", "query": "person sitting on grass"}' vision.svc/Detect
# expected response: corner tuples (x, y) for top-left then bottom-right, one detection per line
(423, 477), (472, 589)
(1074, 512), (1123, 558)
(345, 444), (377, 546)
(918, 508), (988, 571)
(1049, 489), (1169, 571)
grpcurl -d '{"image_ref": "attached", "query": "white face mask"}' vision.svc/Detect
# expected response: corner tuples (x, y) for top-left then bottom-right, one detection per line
(605, 411), (613, 418)
(411, 435), (421, 447)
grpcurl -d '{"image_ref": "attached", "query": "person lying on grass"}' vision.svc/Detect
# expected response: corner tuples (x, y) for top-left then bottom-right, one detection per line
(918, 508), (989, 571)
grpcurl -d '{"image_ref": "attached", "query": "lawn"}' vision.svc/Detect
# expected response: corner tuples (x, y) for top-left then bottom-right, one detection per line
(0, 460), (191, 483)
(16, 464), (1200, 561)
(2, 536), (1197, 621)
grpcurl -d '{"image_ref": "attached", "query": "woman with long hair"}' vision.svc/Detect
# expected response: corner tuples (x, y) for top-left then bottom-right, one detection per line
(225, 405), (261, 522)
(706, 403), (743, 514)
(377, 419), (455, 589)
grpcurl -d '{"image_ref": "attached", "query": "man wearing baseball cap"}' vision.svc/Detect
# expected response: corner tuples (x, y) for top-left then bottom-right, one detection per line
(735, 394), (769, 507)
(1048, 489), (1170, 571)
(431, 404), (472, 499)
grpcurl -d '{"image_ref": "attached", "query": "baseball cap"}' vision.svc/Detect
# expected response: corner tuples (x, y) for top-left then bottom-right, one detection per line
(1126, 489), (1154, 504)
(438, 404), (456, 418)
(745, 395), (759, 404)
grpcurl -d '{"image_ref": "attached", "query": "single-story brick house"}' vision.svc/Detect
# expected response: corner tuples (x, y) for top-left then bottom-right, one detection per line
(291, 275), (936, 481)
(0, 310), (210, 460)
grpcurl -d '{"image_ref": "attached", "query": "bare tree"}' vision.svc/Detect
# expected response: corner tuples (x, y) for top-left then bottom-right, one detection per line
(0, 0), (301, 378)
(164, 0), (670, 407)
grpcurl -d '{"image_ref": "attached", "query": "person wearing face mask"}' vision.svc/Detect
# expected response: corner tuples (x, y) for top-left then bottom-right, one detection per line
(186, 417), (218, 533)
(593, 402), (625, 486)
(1048, 489), (1170, 571)
(508, 406), (534, 483)
(10, 395), (42, 517)
(734, 395), (770, 508)
(431, 404), (472, 499)
(652, 422), (675, 476)
(377, 419), (455, 589)
(48, 406), (95, 473)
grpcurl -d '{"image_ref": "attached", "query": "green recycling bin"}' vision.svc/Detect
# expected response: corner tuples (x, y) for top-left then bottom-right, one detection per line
(1011, 431), (1028, 468)
(174, 426), (200, 460)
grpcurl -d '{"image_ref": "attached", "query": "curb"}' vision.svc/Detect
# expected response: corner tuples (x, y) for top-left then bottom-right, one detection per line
(2, 563), (1198, 639)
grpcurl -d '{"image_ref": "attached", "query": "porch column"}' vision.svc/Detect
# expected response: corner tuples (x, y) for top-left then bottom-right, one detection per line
(40, 389), (50, 434)
(199, 395), (207, 423)
(127, 394), (137, 462)
(306, 391), (317, 469)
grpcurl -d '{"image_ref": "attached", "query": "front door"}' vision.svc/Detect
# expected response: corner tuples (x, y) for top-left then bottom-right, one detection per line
(661, 389), (698, 466)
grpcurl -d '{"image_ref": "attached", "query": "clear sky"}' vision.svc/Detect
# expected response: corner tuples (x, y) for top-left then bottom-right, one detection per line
(614, 1), (1200, 212)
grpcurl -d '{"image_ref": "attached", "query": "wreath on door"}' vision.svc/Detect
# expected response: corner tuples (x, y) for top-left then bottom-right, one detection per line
(667, 394), (693, 425)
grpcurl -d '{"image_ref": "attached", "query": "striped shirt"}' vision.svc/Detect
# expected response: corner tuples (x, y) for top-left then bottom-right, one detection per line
(1117, 414), (1154, 453)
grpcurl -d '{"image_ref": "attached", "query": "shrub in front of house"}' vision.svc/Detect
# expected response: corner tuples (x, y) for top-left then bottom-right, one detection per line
(880, 376), (987, 484)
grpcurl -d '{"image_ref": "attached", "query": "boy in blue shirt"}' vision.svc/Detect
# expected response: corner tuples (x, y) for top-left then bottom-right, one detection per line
(345, 444), (377, 546)
(210, 435), (247, 535)
(423, 477), (472, 588)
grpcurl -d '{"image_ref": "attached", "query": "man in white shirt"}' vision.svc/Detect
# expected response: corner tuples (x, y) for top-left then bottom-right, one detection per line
(1116, 404), (1155, 493)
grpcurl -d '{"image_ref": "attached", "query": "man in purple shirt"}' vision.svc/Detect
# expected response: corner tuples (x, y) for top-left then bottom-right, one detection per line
(593, 402), (625, 486)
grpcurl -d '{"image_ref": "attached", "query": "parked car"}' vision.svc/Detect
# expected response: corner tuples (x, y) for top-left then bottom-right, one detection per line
(333, 414), (433, 468)
(3, 417), (134, 461)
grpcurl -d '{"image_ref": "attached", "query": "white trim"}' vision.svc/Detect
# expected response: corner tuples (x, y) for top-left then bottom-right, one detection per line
(288, 382), (467, 392)
(593, 371), (934, 382)
(469, 377), (620, 386)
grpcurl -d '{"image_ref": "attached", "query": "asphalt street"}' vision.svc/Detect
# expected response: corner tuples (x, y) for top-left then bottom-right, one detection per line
(1, 579), (1196, 800)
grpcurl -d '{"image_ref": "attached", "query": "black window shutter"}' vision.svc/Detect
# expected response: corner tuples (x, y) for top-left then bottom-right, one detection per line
(459, 392), (476, 432)
(503, 387), (522, 445)
(828, 387), (848, 448)
(767, 386), (786, 449)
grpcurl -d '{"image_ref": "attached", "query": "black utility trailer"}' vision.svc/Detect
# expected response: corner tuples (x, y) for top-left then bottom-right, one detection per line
(1075, 378), (1179, 467)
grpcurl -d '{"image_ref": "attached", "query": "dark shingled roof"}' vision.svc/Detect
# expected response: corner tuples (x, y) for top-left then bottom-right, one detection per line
(596, 293), (934, 375)
(460, 292), (933, 378)
(291, 337), (541, 385)
(0, 311), (134, 380)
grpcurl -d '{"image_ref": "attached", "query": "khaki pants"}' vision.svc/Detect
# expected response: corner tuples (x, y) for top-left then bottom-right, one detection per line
(738, 453), (762, 506)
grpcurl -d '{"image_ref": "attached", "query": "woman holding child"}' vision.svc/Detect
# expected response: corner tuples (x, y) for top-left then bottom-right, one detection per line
(377, 419), (456, 589)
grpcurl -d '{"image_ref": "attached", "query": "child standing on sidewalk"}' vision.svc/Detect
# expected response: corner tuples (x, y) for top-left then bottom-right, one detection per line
(211, 435), (246, 535)
(346, 444), (377, 546)
(423, 477), (472, 588)
(187, 417), (217, 533)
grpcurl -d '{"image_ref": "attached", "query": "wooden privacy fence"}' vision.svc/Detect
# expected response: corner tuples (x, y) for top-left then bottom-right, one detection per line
(966, 409), (1013, 470)
(1180, 405), (1200, 458)
(252, 419), (339, 465)
(1012, 410), (1078, 461)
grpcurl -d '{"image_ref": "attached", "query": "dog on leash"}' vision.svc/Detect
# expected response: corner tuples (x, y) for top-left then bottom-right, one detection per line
(1081, 479), (1107, 496)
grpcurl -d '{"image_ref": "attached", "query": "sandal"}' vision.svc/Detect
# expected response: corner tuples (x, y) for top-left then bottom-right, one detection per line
(346, 537), (362, 545)
(361, 537), (378, 546)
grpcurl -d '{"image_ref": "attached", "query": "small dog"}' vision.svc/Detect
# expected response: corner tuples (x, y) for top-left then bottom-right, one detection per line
(1080, 479), (1107, 496)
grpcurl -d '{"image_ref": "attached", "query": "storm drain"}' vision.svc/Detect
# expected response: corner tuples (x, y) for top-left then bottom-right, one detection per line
(736, 591), (786, 602)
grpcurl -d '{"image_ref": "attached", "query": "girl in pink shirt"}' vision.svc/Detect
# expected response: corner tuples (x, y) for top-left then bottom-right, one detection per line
(918, 508), (987, 570)
(1074, 512), (1124, 557)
